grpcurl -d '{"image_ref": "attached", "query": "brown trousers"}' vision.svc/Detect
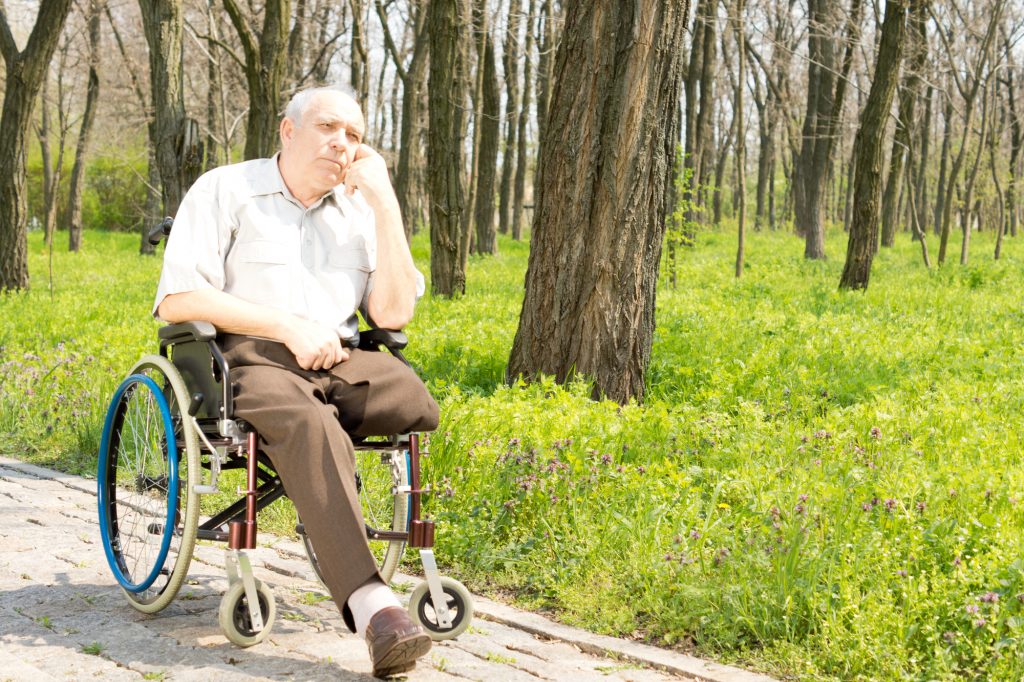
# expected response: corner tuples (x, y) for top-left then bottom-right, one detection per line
(219, 335), (439, 630)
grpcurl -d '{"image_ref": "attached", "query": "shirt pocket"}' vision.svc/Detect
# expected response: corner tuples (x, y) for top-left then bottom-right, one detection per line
(327, 249), (372, 272)
(230, 239), (293, 306)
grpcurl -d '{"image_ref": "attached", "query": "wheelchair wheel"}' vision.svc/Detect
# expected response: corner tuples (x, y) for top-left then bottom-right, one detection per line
(408, 577), (473, 640)
(97, 354), (200, 614)
(299, 447), (410, 585)
(218, 578), (276, 647)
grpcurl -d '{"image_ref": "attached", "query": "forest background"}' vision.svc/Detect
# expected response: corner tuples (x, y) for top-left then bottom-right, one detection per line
(3, 0), (1024, 679)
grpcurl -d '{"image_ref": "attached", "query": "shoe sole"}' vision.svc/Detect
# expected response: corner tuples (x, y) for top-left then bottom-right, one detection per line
(372, 631), (432, 678)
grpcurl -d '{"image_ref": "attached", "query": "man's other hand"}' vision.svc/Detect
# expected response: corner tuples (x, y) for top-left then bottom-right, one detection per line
(341, 145), (399, 210)
(282, 317), (349, 370)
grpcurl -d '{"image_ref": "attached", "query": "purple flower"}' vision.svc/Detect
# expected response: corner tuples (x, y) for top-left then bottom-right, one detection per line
(794, 504), (806, 515)
(943, 631), (957, 644)
(980, 592), (999, 603)
(916, 501), (926, 513)
(862, 503), (872, 512)
(896, 570), (908, 577)
(600, 453), (612, 465)
(965, 604), (980, 615)
(974, 618), (987, 628)
(690, 529), (701, 540)
(884, 498), (896, 512)
(798, 494), (809, 503)
(870, 426), (882, 439)
(636, 465), (646, 475)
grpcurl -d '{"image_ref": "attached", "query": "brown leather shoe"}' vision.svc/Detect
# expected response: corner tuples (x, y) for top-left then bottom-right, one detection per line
(365, 606), (431, 678)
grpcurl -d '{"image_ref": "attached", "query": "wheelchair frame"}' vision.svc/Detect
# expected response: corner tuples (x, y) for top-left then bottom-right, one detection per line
(98, 320), (472, 646)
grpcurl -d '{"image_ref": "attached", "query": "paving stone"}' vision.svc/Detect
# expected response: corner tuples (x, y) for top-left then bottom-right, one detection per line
(0, 456), (772, 682)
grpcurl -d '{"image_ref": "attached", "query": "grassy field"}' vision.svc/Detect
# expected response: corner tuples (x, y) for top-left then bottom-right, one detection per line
(3, 225), (1024, 680)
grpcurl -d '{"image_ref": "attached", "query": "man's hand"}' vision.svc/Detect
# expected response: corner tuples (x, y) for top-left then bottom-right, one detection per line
(280, 316), (349, 370)
(341, 145), (399, 210)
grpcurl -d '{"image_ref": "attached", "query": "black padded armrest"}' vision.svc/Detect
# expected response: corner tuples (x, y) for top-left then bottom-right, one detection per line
(158, 321), (218, 344)
(357, 329), (408, 351)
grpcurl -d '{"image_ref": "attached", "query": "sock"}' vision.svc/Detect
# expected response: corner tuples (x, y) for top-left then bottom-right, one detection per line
(348, 578), (403, 637)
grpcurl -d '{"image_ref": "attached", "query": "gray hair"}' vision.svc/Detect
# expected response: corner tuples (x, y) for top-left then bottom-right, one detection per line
(283, 85), (360, 125)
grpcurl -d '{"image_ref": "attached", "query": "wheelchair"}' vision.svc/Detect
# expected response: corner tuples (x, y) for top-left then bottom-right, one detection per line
(96, 221), (472, 647)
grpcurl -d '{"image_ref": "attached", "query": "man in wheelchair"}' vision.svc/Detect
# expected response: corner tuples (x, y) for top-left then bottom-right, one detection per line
(154, 85), (437, 677)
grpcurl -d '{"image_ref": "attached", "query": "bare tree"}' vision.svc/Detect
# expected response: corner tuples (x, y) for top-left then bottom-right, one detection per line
(0, 0), (75, 290)
(498, 0), (522, 236)
(507, 0), (689, 404)
(68, 0), (104, 252)
(839, 0), (909, 290)
(222, 0), (291, 159)
(734, 0), (746, 277)
(428, 0), (471, 296)
(471, 0), (500, 255)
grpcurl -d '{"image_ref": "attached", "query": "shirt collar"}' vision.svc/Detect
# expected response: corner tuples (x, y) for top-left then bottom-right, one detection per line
(249, 153), (340, 209)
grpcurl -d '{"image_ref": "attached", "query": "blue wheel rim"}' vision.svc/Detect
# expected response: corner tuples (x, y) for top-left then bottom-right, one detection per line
(97, 374), (179, 593)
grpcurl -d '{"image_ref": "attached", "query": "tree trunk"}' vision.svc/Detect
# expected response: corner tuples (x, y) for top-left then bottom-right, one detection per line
(498, 0), (522, 235)
(933, 91), (952, 236)
(0, 0), (75, 290)
(1006, 47), (1022, 239)
(350, 0), (370, 110)
(380, 0), (430, 239)
(734, 0), (746, 278)
(472, 4), (500, 255)
(223, 0), (291, 160)
(795, 0), (862, 259)
(36, 77), (63, 246)
(511, 0), (536, 240)
(959, 80), (993, 266)
(428, 0), (471, 296)
(68, 0), (103, 252)
(912, 84), (932, 240)
(533, 0), (556, 206)
(839, 0), (908, 290)
(507, 0), (688, 404)
(879, 0), (926, 248)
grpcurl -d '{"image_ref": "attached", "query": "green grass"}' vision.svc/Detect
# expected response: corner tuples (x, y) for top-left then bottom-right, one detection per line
(3, 225), (1024, 679)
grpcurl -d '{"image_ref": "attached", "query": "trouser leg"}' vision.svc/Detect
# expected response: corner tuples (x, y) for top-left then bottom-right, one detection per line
(221, 337), (379, 631)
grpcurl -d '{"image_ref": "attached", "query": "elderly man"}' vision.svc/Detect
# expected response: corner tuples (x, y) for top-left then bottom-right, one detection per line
(154, 85), (436, 677)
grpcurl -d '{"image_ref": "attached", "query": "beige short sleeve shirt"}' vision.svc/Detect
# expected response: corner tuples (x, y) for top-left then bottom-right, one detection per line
(153, 155), (388, 339)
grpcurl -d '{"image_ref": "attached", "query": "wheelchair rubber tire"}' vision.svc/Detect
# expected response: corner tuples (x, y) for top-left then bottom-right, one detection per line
(301, 447), (410, 585)
(218, 579), (276, 647)
(97, 354), (200, 614)
(408, 576), (473, 641)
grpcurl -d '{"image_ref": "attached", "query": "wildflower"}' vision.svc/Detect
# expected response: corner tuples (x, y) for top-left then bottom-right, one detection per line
(870, 426), (882, 439)
(794, 504), (806, 515)
(884, 498), (896, 512)
(798, 494), (809, 503)
(664, 553), (673, 562)
(948, 488), (957, 498)
(616, 465), (625, 473)
(769, 506), (781, 518)
(814, 458), (822, 466)
(980, 592), (999, 603)
(985, 489), (993, 500)
(953, 557), (962, 567)
(502, 500), (517, 510)
(896, 570), (908, 577)
(974, 618), (987, 628)
(600, 453), (612, 465)
(636, 465), (646, 475)
(549, 494), (559, 504)
(713, 547), (730, 565)
(814, 430), (831, 440)
(509, 437), (520, 446)
(916, 501), (926, 513)
(862, 503), (872, 512)
(800, 435), (809, 444)
(965, 604), (980, 615)
(943, 631), (957, 644)
(689, 529), (701, 540)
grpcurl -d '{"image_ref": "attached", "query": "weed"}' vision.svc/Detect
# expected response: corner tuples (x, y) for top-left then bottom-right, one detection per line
(81, 642), (104, 655)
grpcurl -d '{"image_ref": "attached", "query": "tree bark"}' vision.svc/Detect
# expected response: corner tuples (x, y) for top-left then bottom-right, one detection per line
(223, 0), (291, 160)
(795, 0), (862, 259)
(511, 0), (536, 240)
(498, 0), (522, 236)
(933, 89), (952, 236)
(507, 0), (688, 404)
(0, 0), (75, 290)
(879, 0), (927, 248)
(734, 0), (746, 277)
(472, 3), (500, 255)
(379, 0), (430, 239)
(839, 0), (908, 290)
(68, 0), (103, 252)
(428, 0), (471, 296)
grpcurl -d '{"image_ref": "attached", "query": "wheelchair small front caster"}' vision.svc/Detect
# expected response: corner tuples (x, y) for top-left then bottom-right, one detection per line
(408, 576), (473, 640)
(218, 579), (276, 647)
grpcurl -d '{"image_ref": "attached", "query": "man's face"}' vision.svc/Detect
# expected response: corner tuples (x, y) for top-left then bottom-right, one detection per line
(279, 92), (365, 198)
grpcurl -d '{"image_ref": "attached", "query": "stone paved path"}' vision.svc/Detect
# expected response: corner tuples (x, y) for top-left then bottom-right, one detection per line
(0, 456), (774, 682)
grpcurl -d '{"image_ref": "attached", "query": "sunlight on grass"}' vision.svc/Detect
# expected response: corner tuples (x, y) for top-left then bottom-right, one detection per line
(3, 226), (1024, 679)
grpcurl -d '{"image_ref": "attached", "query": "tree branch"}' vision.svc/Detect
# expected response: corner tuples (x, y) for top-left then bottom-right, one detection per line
(0, 4), (17, 66)
(375, 0), (407, 82)
(185, 19), (246, 70)
(221, 0), (258, 67)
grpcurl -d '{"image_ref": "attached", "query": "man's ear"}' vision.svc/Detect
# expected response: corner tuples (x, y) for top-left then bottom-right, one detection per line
(279, 117), (294, 146)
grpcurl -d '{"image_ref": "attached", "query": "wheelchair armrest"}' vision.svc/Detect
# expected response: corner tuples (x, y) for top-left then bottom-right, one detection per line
(357, 329), (409, 351)
(159, 321), (218, 344)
